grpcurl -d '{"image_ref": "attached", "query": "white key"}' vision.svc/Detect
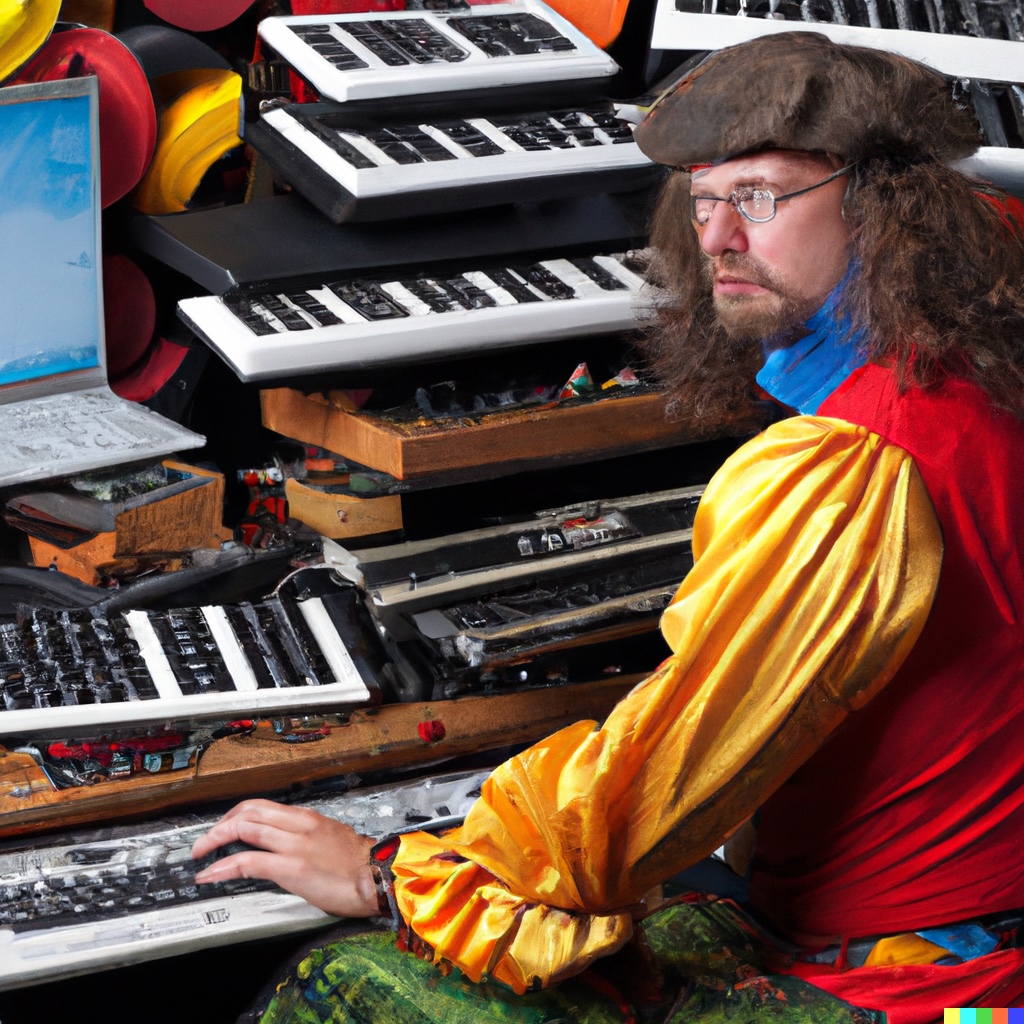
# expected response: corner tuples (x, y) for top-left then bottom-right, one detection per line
(201, 606), (258, 692)
(124, 611), (182, 700)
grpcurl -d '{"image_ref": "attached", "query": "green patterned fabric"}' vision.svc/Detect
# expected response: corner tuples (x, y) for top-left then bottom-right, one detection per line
(251, 900), (884, 1024)
(252, 928), (627, 1024)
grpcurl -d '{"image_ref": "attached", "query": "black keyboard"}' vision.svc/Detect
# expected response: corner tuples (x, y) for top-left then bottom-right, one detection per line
(177, 252), (647, 383)
(257, 1), (618, 103)
(349, 485), (704, 695)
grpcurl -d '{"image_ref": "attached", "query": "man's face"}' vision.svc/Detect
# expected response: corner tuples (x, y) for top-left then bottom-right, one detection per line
(690, 150), (853, 340)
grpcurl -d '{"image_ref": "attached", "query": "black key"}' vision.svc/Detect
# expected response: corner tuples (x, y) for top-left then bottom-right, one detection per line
(434, 120), (504, 157)
(267, 595), (337, 687)
(513, 262), (576, 300)
(225, 297), (279, 336)
(328, 279), (409, 320)
(570, 257), (627, 291)
(483, 268), (542, 304)
(225, 603), (288, 690)
(399, 278), (462, 313)
(285, 291), (342, 327)
(257, 293), (313, 332)
(364, 125), (455, 164)
(292, 23), (369, 70)
(444, 275), (497, 310)
(146, 609), (236, 696)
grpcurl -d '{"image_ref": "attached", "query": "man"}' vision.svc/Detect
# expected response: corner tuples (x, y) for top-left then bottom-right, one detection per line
(194, 32), (1024, 1022)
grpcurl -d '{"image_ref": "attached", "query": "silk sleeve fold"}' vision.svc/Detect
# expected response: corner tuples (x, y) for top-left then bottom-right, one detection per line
(390, 416), (943, 993)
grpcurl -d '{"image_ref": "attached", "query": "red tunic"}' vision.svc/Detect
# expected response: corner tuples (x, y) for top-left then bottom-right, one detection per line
(751, 363), (1024, 1015)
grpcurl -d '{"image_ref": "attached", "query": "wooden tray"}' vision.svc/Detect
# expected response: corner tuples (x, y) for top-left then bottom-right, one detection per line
(262, 387), (764, 480)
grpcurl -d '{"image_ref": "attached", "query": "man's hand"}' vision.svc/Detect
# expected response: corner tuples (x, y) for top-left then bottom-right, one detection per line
(191, 799), (379, 919)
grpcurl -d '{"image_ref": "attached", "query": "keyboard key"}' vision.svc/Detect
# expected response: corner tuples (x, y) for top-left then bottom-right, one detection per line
(447, 13), (576, 56)
(328, 280), (410, 320)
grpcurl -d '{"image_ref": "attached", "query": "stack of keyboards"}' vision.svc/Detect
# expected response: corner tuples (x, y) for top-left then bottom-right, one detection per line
(244, 0), (660, 223)
(0, 485), (701, 734)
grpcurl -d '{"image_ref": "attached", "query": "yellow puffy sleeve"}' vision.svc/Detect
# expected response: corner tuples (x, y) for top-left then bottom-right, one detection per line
(390, 416), (943, 993)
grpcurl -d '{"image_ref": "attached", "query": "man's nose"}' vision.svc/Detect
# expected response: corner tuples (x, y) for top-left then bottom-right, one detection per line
(697, 202), (750, 256)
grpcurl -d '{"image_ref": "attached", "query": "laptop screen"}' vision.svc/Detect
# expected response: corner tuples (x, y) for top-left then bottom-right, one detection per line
(0, 75), (205, 487)
(0, 76), (105, 393)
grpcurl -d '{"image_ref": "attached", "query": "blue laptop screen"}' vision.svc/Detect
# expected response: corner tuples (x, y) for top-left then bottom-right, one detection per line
(0, 80), (101, 387)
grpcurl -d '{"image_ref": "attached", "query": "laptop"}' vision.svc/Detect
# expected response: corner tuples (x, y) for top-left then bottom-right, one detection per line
(0, 76), (204, 489)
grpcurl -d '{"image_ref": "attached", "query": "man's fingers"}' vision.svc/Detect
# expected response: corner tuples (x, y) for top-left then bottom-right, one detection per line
(189, 800), (379, 917)
(194, 848), (290, 886)
(193, 848), (256, 884)
(191, 801), (325, 859)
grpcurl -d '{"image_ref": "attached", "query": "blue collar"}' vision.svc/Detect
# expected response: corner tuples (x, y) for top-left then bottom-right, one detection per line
(754, 269), (868, 415)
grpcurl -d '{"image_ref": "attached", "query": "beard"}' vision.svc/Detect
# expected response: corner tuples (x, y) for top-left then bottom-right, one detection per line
(703, 252), (812, 343)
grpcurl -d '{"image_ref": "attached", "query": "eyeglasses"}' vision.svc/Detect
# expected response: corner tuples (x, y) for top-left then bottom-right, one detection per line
(690, 165), (855, 227)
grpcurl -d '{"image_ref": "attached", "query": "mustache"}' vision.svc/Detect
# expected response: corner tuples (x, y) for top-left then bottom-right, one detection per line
(704, 252), (784, 292)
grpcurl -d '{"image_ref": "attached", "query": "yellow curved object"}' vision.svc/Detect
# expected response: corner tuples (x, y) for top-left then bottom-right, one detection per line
(133, 68), (242, 216)
(863, 933), (950, 967)
(0, 0), (59, 82)
(392, 415), (944, 992)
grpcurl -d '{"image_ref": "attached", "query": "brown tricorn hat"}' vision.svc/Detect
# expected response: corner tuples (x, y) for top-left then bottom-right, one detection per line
(633, 31), (981, 169)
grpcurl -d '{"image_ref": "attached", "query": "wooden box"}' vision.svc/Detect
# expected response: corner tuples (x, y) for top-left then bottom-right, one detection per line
(284, 477), (402, 539)
(261, 386), (765, 481)
(10, 460), (230, 585)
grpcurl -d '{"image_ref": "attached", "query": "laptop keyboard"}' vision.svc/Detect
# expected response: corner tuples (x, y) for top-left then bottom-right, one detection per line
(0, 388), (202, 487)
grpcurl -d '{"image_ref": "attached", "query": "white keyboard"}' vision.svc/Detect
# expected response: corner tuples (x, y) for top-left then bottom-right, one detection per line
(0, 594), (372, 735)
(249, 102), (656, 222)
(177, 253), (647, 383)
(0, 769), (488, 989)
(0, 387), (204, 488)
(257, 1), (619, 103)
(651, 0), (1024, 83)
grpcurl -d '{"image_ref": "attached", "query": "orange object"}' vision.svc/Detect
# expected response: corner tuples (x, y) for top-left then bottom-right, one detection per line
(545, 0), (629, 49)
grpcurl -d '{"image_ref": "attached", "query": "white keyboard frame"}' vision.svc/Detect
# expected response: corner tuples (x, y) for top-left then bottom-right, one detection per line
(259, 105), (654, 199)
(0, 598), (371, 735)
(178, 255), (647, 383)
(0, 770), (489, 990)
(651, 0), (1024, 83)
(257, 0), (619, 103)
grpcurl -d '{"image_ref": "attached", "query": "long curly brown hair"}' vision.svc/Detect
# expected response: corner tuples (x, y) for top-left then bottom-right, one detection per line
(636, 160), (1024, 421)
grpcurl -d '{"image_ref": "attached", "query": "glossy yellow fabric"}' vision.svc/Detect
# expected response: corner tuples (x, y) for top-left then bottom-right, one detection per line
(392, 416), (944, 993)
